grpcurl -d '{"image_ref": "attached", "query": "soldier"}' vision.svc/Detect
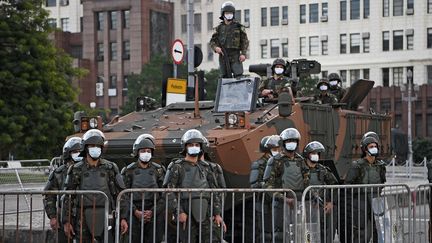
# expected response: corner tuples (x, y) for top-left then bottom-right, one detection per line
(62, 129), (128, 242)
(263, 128), (306, 242)
(43, 137), (82, 243)
(328, 73), (347, 102)
(210, 1), (249, 78)
(314, 79), (338, 105)
(302, 141), (338, 243)
(163, 129), (224, 243)
(343, 135), (386, 243)
(250, 135), (281, 242)
(259, 59), (300, 101)
(121, 134), (166, 243)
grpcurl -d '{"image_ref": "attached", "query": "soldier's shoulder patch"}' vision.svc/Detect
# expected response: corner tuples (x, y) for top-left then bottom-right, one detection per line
(151, 162), (161, 169)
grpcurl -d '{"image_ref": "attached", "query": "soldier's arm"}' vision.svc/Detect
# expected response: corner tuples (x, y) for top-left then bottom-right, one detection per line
(239, 25), (249, 55)
(43, 171), (60, 219)
(380, 163), (387, 183)
(154, 166), (167, 215)
(205, 166), (222, 216)
(263, 158), (284, 201)
(62, 165), (79, 224)
(344, 161), (360, 184)
(209, 27), (220, 51)
(163, 163), (183, 214)
(323, 168), (338, 202)
(110, 163), (128, 219)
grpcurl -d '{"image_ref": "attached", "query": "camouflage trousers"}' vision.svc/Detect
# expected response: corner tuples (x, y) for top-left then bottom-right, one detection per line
(218, 50), (244, 78)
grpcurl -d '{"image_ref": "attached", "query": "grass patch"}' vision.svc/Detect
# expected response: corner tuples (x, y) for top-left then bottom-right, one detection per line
(0, 173), (48, 184)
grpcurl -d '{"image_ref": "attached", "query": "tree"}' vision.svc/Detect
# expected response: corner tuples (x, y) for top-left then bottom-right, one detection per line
(0, 0), (84, 160)
(203, 69), (220, 101)
(413, 138), (432, 163)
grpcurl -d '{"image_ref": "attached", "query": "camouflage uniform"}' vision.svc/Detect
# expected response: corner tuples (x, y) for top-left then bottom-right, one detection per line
(259, 76), (293, 98)
(164, 159), (222, 243)
(330, 86), (347, 102)
(121, 161), (166, 243)
(209, 20), (249, 78)
(313, 93), (338, 105)
(63, 158), (126, 242)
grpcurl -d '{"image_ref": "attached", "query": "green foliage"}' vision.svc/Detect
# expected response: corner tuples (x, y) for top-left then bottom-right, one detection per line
(413, 138), (432, 162)
(0, 0), (82, 160)
(203, 69), (220, 100)
(298, 76), (319, 97)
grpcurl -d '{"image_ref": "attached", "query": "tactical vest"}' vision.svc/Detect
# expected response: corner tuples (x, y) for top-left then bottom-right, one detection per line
(361, 163), (383, 184)
(217, 22), (241, 49)
(282, 160), (304, 192)
(267, 77), (288, 96)
(80, 165), (112, 208)
(250, 157), (268, 188)
(130, 166), (159, 203)
(54, 165), (69, 189)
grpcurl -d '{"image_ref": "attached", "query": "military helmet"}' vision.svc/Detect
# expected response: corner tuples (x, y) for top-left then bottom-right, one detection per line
(303, 141), (325, 156)
(181, 129), (205, 149)
(62, 137), (82, 160)
(265, 135), (281, 149)
(316, 78), (330, 89)
(280, 128), (301, 142)
(272, 58), (286, 68)
(259, 136), (271, 153)
(202, 136), (210, 152)
(220, 1), (235, 19)
(362, 131), (380, 142)
(360, 136), (379, 151)
(82, 129), (105, 147)
(328, 73), (342, 82)
(132, 134), (156, 157)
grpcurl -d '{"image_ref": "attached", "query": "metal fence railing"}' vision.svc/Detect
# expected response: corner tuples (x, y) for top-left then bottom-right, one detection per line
(0, 159), (52, 186)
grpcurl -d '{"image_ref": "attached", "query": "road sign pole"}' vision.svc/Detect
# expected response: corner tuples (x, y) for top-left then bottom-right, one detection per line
(173, 63), (177, 78)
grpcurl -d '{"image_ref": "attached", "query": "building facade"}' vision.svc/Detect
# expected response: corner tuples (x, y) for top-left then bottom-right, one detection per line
(44, 0), (83, 33)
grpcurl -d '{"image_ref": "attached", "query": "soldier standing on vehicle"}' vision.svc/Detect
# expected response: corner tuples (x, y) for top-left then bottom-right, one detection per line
(250, 135), (281, 242)
(342, 135), (386, 243)
(121, 134), (166, 243)
(328, 73), (347, 102)
(263, 128), (306, 242)
(314, 79), (338, 105)
(163, 129), (224, 243)
(302, 141), (338, 243)
(43, 137), (82, 243)
(62, 129), (128, 242)
(210, 1), (249, 78)
(260, 59), (301, 100)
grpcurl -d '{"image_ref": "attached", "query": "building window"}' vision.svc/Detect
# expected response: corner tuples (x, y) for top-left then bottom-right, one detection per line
(350, 0), (360, 20)
(181, 15), (187, 33)
(340, 70), (347, 84)
(383, 31), (390, 51)
(80, 17), (83, 32)
(61, 18), (69, 32)
(97, 12), (104, 31)
(282, 41), (288, 57)
(244, 9), (250, 25)
(350, 33), (360, 53)
(382, 68), (390, 87)
(428, 0), (432, 13)
(110, 11), (117, 30)
(282, 6), (288, 24)
(300, 5), (306, 23)
(194, 13), (201, 32)
(363, 35), (370, 53)
(363, 68), (370, 79)
(415, 114), (423, 138)
(235, 10), (241, 23)
(270, 7), (279, 26)
(340, 34), (347, 54)
(207, 12), (213, 31)
(383, 0), (389, 17)
(123, 41), (130, 60)
(309, 4), (319, 23)
(322, 3), (328, 17)
(309, 36), (319, 56)
(393, 0), (403, 16)
(261, 8), (267, 26)
(426, 65), (432, 84)
(123, 75), (128, 91)
(300, 37), (306, 56)
(393, 67), (403, 86)
(428, 28), (432, 48)
(381, 99), (391, 112)
(428, 114), (432, 137)
(407, 32), (414, 50)
(350, 69), (360, 85)
(261, 42), (268, 58)
(322, 39), (328, 55)
(407, 0), (414, 10)
(393, 30), (403, 50)
(97, 43), (104, 61)
(110, 42), (117, 61)
(47, 18), (56, 28)
(340, 1), (347, 20)
(207, 43), (213, 61)
(110, 75), (117, 88)
(46, 0), (56, 7)
(364, 0), (370, 18)
(71, 45), (82, 59)
(123, 10), (130, 29)
(270, 39), (280, 58)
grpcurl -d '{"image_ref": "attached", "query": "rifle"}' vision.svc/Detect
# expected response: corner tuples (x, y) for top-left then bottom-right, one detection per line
(221, 47), (233, 78)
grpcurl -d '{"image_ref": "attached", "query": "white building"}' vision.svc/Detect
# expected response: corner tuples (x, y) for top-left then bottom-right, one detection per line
(174, 0), (432, 87)
(43, 0), (83, 33)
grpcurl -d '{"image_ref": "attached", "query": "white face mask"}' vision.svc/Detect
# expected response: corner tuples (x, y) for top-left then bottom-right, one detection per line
(274, 67), (284, 75)
(319, 85), (328, 91)
(310, 154), (319, 162)
(224, 13), (234, 20)
(187, 146), (201, 156)
(329, 80), (338, 86)
(88, 147), (102, 159)
(271, 151), (279, 157)
(139, 152), (152, 162)
(368, 147), (379, 156)
(71, 152), (82, 162)
(285, 142), (297, 151)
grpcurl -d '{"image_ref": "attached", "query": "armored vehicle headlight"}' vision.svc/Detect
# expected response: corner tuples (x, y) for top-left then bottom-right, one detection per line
(89, 117), (98, 129)
(228, 113), (238, 125)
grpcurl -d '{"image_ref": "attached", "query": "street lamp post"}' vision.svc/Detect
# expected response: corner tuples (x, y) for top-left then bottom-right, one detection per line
(406, 69), (413, 179)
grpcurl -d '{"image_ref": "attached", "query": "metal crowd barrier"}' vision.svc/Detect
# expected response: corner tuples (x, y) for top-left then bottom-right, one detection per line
(413, 183), (432, 243)
(0, 190), (109, 243)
